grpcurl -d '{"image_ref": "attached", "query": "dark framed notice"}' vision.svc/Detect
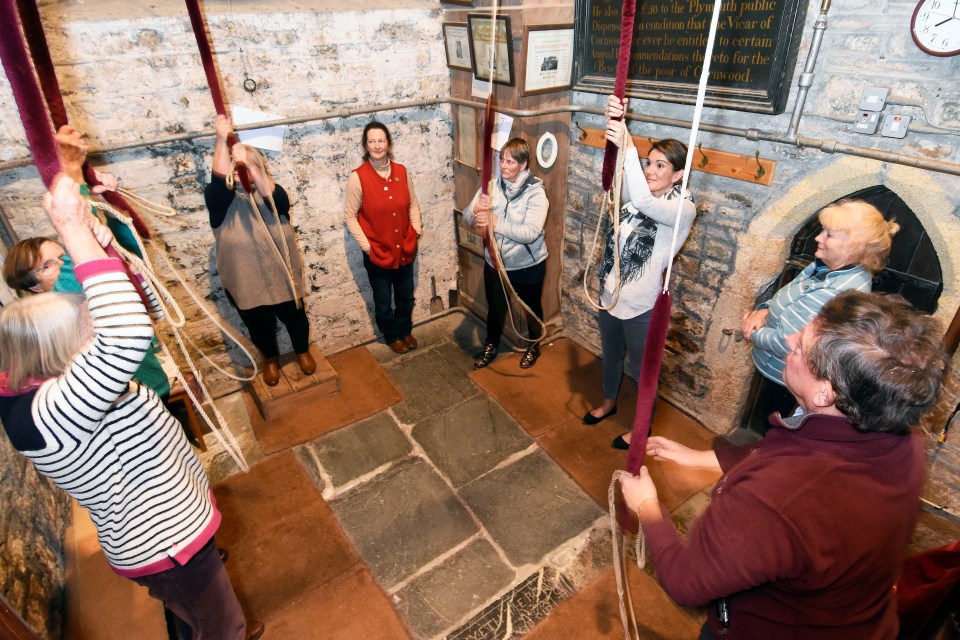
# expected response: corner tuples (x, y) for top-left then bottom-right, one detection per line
(573, 0), (808, 114)
(468, 13), (515, 86)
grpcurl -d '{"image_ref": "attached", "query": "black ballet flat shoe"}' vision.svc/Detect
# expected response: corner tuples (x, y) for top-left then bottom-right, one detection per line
(611, 434), (630, 450)
(473, 343), (498, 369)
(582, 407), (617, 425)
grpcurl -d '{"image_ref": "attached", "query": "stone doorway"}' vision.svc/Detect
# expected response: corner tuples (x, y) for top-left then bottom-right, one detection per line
(739, 184), (945, 434)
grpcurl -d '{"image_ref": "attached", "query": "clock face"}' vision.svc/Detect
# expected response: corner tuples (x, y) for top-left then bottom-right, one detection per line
(911, 0), (960, 56)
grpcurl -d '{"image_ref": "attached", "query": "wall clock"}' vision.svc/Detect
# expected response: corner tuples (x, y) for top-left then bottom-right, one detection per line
(911, 0), (960, 56)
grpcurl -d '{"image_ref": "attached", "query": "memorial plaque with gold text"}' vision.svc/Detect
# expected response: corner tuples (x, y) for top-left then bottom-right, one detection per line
(574, 0), (808, 114)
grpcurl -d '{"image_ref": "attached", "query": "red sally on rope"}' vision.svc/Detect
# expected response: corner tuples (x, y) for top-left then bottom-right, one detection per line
(184, 0), (254, 194)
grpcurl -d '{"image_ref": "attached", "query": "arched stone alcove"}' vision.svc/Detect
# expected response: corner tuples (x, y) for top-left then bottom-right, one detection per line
(696, 156), (960, 436)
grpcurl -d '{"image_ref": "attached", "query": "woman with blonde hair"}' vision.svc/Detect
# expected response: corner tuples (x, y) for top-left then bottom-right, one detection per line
(0, 176), (260, 640)
(206, 114), (314, 386)
(740, 199), (900, 421)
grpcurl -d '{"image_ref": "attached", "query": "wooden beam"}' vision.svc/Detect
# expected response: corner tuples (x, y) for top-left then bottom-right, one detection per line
(576, 124), (776, 187)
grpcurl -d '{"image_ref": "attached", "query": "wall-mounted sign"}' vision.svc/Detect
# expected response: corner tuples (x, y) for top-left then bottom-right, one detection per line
(573, 0), (808, 114)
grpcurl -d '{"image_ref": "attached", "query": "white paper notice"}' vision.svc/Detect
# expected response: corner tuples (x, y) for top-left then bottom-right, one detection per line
(492, 113), (513, 151)
(471, 76), (491, 99)
(232, 106), (286, 153)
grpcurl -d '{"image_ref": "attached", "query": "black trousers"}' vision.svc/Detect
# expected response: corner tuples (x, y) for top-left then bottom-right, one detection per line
(483, 261), (545, 347)
(226, 290), (310, 358)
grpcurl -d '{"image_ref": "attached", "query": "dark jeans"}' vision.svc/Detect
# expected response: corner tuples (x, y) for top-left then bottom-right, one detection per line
(363, 254), (415, 343)
(483, 261), (545, 347)
(598, 308), (653, 400)
(133, 538), (245, 640)
(226, 290), (311, 358)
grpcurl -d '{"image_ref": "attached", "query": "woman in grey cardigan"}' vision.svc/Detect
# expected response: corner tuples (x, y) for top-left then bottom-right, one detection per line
(205, 115), (315, 387)
(463, 138), (548, 369)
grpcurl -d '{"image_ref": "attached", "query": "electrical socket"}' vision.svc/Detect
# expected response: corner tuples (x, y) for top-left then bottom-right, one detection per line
(859, 87), (889, 112)
(854, 111), (880, 135)
(880, 114), (911, 138)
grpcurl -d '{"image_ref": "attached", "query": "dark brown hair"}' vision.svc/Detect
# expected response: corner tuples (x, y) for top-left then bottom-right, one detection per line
(361, 121), (394, 162)
(3, 237), (51, 296)
(650, 139), (688, 174)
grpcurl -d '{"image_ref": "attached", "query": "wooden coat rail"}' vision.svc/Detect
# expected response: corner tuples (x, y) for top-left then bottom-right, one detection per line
(577, 124), (776, 187)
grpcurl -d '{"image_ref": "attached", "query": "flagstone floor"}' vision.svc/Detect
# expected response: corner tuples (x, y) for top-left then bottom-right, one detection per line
(63, 311), (960, 640)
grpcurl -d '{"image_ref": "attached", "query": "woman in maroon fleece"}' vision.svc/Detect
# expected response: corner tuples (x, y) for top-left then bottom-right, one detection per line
(622, 291), (947, 639)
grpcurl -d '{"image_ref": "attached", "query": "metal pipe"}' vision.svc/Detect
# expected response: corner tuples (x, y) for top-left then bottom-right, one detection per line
(785, 0), (832, 143)
(3, 96), (960, 177)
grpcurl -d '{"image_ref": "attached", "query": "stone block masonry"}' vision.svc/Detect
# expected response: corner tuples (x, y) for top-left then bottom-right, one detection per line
(0, 3), (460, 635)
(0, 3), (460, 396)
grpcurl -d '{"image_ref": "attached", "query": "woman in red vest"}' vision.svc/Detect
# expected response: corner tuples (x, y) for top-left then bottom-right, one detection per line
(345, 122), (423, 354)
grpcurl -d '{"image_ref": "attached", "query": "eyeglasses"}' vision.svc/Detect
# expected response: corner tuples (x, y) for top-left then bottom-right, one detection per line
(34, 256), (65, 275)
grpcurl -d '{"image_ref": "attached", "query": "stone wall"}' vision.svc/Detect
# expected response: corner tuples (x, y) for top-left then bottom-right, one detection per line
(0, 0), (458, 396)
(0, 437), (71, 640)
(563, 0), (960, 435)
(0, 1), (456, 636)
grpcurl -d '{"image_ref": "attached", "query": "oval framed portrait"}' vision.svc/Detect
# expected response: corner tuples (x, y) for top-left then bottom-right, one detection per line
(536, 131), (558, 169)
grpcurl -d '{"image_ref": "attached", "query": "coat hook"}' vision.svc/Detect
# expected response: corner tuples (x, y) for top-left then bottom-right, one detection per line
(754, 150), (766, 179)
(697, 142), (709, 168)
(575, 121), (587, 142)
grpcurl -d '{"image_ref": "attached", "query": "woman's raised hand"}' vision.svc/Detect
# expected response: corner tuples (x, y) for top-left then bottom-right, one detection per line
(89, 216), (115, 249)
(42, 176), (88, 231)
(606, 95), (628, 120)
(214, 114), (233, 142)
(231, 143), (250, 166)
(605, 119), (630, 149)
(91, 170), (119, 194)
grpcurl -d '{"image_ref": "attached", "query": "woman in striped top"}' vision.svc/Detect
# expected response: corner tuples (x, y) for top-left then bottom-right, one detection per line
(740, 199), (899, 421)
(0, 177), (260, 640)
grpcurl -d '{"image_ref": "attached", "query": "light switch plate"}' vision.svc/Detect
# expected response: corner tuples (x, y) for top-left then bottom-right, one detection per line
(859, 87), (889, 112)
(881, 114), (911, 138)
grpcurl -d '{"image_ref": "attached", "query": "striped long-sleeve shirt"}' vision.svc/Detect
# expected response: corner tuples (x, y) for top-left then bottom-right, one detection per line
(0, 259), (219, 577)
(751, 261), (872, 384)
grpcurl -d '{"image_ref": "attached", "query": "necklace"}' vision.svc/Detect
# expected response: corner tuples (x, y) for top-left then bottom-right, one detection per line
(372, 160), (390, 172)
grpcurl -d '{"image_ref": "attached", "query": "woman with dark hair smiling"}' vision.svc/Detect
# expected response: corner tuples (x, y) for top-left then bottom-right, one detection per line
(345, 121), (423, 354)
(585, 96), (697, 451)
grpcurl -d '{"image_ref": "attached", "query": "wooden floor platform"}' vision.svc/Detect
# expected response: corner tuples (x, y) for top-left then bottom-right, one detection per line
(248, 344), (340, 421)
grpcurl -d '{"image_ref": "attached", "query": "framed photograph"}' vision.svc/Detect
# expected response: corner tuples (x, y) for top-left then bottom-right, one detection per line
(454, 210), (485, 257)
(443, 23), (472, 71)
(468, 14), (514, 86)
(522, 25), (574, 96)
(456, 105), (479, 169)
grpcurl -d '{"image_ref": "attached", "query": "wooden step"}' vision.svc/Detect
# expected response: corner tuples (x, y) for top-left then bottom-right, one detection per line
(248, 344), (340, 421)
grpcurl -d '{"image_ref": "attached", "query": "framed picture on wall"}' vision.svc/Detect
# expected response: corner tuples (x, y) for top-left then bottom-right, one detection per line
(468, 13), (514, 86)
(454, 210), (485, 257)
(443, 23), (472, 71)
(522, 25), (574, 95)
(456, 105), (479, 169)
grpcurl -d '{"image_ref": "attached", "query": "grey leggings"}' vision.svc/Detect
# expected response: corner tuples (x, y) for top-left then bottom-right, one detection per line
(599, 308), (652, 401)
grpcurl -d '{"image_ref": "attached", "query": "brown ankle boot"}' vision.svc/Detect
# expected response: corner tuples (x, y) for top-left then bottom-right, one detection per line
(262, 358), (281, 386)
(296, 351), (316, 375)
